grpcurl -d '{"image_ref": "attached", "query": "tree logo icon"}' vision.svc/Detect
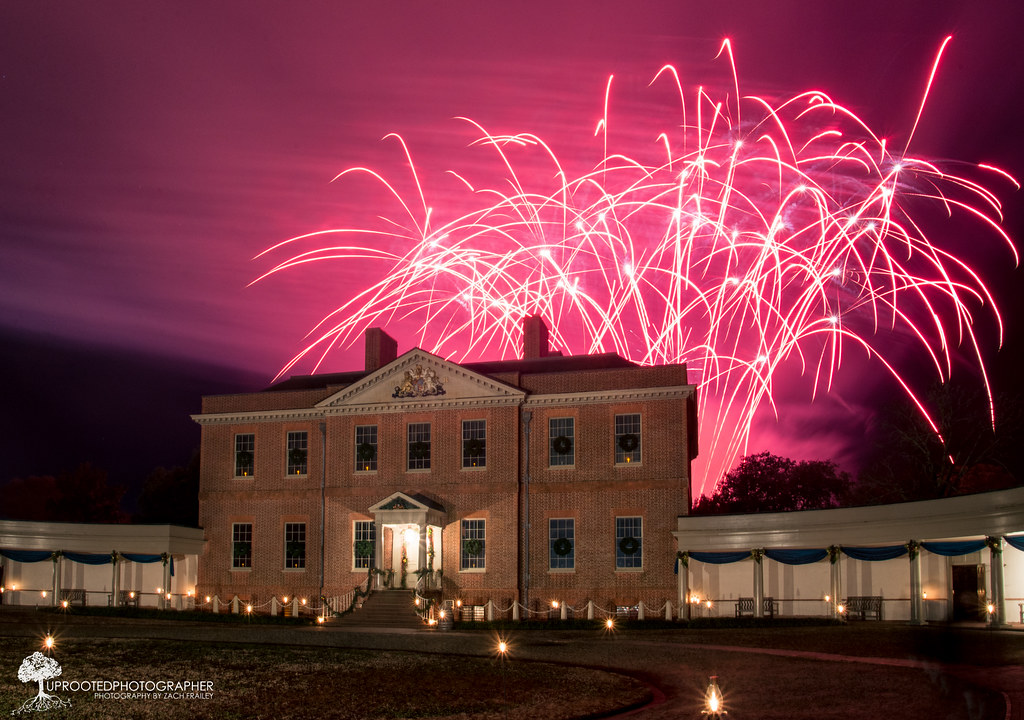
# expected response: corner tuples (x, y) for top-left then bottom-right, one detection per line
(11, 652), (72, 715)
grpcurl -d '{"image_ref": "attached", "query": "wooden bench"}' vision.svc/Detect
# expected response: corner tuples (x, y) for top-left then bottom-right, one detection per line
(109, 590), (139, 608)
(60, 588), (87, 607)
(615, 605), (639, 621)
(844, 595), (883, 620)
(735, 597), (777, 618)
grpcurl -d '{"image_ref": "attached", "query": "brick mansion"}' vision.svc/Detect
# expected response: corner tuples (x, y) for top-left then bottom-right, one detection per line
(191, 317), (698, 612)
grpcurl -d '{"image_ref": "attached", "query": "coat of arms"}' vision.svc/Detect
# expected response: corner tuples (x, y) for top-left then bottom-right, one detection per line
(393, 365), (445, 398)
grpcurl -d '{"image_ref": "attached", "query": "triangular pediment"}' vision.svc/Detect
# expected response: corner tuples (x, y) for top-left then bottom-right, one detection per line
(316, 348), (523, 410)
(369, 491), (430, 513)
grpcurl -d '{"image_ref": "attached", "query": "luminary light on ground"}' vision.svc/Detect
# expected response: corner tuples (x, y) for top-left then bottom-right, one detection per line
(703, 676), (726, 717)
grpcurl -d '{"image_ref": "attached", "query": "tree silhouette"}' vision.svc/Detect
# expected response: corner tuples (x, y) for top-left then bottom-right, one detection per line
(692, 452), (851, 514)
(12, 652), (71, 714)
(1, 463), (126, 522)
(134, 451), (200, 526)
(856, 380), (1022, 503)
(48, 462), (127, 523)
(0, 475), (60, 520)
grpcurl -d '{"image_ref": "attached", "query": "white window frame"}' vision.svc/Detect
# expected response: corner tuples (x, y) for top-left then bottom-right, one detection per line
(549, 417), (575, 467)
(462, 419), (486, 469)
(615, 516), (643, 570)
(460, 519), (486, 571)
(234, 433), (255, 477)
(407, 422), (431, 471)
(284, 522), (306, 570)
(355, 425), (378, 472)
(353, 521), (376, 570)
(614, 414), (641, 465)
(287, 430), (308, 476)
(549, 518), (575, 571)
(232, 522), (252, 570)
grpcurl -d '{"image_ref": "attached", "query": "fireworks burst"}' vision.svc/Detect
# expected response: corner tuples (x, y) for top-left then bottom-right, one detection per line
(254, 39), (1018, 497)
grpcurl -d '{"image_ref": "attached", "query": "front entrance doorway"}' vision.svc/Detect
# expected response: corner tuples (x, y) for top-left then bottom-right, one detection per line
(383, 523), (423, 586)
(951, 564), (987, 621)
(369, 492), (445, 591)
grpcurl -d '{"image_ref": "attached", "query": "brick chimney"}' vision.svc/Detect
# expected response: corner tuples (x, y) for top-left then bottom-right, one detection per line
(522, 315), (550, 359)
(365, 327), (398, 372)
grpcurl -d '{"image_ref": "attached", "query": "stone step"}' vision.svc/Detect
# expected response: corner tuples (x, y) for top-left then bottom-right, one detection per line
(335, 590), (425, 628)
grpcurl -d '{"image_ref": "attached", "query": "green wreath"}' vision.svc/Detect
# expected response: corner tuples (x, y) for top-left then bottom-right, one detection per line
(288, 447), (307, 467)
(618, 536), (640, 556)
(356, 442), (376, 462)
(409, 441), (430, 461)
(552, 538), (573, 556)
(617, 433), (639, 453)
(354, 540), (373, 557)
(552, 435), (573, 455)
(463, 538), (483, 556)
(236, 450), (254, 467)
(464, 437), (485, 457)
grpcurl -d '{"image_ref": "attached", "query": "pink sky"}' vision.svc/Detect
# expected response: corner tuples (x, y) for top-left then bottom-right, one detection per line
(1, 1), (1022, 496)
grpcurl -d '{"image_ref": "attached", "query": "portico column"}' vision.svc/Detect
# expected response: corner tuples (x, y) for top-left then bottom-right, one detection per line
(161, 554), (171, 610)
(51, 553), (60, 607)
(752, 549), (764, 618)
(828, 546), (841, 619)
(677, 552), (690, 621)
(418, 524), (428, 577)
(112, 553), (120, 608)
(374, 519), (384, 589)
(988, 536), (1006, 627)
(908, 540), (924, 625)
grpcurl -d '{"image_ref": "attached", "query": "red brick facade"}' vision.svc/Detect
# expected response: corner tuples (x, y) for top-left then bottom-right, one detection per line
(194, 322), (697, 614)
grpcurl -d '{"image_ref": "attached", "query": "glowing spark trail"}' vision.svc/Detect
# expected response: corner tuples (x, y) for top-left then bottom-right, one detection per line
(255, 41), (1017, 498)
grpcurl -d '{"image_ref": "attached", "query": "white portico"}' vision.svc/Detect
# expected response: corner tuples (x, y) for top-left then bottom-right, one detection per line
(368, 492), (445, 589)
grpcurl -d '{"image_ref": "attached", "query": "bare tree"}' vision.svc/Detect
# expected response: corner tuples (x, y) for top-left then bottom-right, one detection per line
(856, 380), (1022, 503)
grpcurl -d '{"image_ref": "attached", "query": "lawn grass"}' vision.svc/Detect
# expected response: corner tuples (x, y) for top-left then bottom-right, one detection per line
(0, 638), (650, 719)
(0, 618), (1013, 719)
